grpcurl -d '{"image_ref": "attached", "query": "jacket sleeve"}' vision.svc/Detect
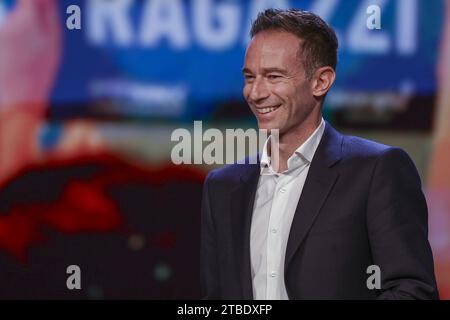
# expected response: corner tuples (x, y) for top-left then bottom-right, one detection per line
(200, 170), (220, 299)
(366, 147), (439, 300)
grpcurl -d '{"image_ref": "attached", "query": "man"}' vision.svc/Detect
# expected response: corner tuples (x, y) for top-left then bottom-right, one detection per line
(201, 9), (439, 299)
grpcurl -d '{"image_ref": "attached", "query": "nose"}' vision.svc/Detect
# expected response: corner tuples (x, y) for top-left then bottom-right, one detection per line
(247, 77), (270, 103)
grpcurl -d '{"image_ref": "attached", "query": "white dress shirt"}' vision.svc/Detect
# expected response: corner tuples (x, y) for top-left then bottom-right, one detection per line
(250, 118), (326, 300)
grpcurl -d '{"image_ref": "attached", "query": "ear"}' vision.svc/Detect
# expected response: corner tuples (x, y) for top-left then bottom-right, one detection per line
(311, 66), (336, 97)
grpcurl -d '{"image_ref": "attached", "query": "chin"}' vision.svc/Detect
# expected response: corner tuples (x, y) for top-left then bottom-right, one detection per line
(257, 121), (270, 130)
(258, 120), (274, 131)
(257, 122), (279, 134)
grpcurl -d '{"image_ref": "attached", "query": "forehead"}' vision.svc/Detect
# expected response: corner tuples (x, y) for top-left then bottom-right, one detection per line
(244, 30), (302, 70)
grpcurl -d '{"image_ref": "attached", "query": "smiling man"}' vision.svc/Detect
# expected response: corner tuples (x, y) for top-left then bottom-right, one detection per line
(200, 9), (439, 300)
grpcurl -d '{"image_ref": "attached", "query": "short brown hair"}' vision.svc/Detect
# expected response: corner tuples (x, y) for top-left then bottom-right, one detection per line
(250, 8), (338, 79)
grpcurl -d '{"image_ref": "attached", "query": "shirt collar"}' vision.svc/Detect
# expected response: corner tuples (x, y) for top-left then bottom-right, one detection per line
(260, 118), (326, 175)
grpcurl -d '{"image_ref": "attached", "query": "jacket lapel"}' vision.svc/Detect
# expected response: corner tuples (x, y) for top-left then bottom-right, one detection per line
(230, 161), (260, 299)
(285, 123), (344, 271)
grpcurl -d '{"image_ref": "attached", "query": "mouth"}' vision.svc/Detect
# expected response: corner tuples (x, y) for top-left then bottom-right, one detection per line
(255, 105), (281, 115)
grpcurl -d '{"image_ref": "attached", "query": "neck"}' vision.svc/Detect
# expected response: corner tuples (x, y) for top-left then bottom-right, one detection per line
(271, 113), (322, 172)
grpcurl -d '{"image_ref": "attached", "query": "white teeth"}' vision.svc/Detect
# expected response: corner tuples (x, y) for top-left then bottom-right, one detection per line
(257, 106), (279, 114)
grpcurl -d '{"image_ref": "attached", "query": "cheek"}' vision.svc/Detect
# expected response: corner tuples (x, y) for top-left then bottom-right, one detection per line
(290, 82), (312, 105)
(271, 84), (295, 105)
(243, 84), (251, 100)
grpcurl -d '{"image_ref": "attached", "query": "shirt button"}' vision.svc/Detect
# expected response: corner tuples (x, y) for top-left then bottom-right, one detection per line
(279, 188), (286, 193)
(270, 272), (277, 278)
(271, 228), (277, 234)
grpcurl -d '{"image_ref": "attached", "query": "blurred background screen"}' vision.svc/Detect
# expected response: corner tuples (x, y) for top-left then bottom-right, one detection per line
(1, 0), (443, 124)
(0, 0), (449, 299)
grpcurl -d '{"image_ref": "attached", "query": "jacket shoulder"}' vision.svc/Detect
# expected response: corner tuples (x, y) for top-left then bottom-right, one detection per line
(343, 136), (400, 159)
(341, 134), (415, 169)
(204, 155), (259, 186)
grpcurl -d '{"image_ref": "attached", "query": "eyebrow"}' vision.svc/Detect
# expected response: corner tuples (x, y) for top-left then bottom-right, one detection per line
(242, 67), (289, 75)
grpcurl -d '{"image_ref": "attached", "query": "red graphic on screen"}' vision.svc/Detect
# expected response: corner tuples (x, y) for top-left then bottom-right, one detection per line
(0, 153), (205, 263)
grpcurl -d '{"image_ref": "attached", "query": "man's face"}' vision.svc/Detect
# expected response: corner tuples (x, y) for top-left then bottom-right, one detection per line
(243, 30), (316, 134)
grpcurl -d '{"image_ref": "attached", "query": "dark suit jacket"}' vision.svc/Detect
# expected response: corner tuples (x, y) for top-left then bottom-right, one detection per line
(200, 122), (439, 299)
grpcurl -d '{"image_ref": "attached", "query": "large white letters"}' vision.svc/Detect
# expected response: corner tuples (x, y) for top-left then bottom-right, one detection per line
(140, 0), (189, 49)
(87, 0), (134, 46)
(193, 0), (241, 50)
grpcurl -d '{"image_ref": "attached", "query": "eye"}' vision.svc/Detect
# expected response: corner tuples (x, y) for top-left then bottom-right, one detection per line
(267, 74), (282, 80)
(244, 74), (255, 82)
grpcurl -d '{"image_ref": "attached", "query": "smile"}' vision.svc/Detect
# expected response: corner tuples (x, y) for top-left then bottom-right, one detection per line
(256, 105), (280, 114)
